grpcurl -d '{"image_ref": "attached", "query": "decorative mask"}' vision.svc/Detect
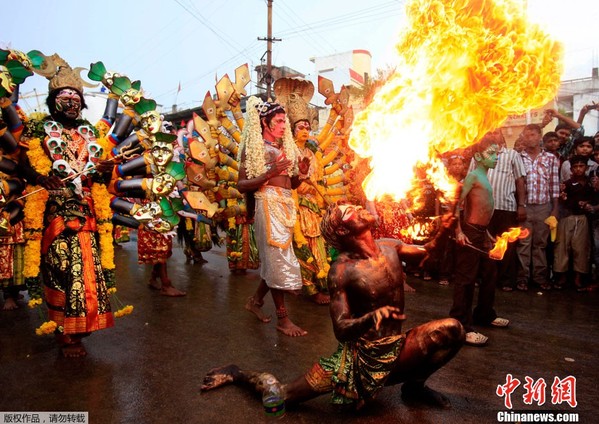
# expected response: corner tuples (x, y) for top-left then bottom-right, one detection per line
(149, 140), (174, 168)
(140, 110), (162, 135)
(78, 125), (97, 144)
(52, 159), (74, 178)
(0, 65), (15, 94)
(43, 121), (63, 138)
(149, 173), (177, 196)
(46, 137), (67, 160)
(86, 142), (103, 163)
(132, 201), (162, 223)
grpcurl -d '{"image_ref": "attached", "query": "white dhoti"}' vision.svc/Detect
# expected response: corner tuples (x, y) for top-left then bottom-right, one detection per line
(254, 186), (302, 291)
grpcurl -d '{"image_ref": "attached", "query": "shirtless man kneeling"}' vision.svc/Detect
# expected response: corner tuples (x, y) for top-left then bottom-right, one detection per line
(202, 202), (464, 411)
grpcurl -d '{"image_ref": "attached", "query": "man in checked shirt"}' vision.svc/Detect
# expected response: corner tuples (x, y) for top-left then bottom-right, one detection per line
(516, 124), (560, 291)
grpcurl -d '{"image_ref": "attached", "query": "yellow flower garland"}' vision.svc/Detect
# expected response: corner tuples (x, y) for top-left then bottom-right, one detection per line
(91, 183), (115, 270)
(23, 133), (116, 278)
(22, 185), (48, 279)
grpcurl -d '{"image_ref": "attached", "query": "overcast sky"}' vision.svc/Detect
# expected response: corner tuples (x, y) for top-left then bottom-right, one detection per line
(3, 0), (598, 113)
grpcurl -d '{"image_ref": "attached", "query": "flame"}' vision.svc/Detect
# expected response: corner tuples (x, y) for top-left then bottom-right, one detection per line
(349, 0), (563, 201)
(489, 227), (529, 260)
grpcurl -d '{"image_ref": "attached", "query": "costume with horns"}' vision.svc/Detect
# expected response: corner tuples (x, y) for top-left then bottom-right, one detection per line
(12, 52), (117, 334)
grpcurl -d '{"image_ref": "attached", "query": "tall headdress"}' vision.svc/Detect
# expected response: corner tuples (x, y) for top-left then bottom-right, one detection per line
(274, 77), (316, 128)
(43, 53), (97, 93)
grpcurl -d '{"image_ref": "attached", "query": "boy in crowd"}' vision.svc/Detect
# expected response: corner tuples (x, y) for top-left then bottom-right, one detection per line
(553, 155), (595, 290)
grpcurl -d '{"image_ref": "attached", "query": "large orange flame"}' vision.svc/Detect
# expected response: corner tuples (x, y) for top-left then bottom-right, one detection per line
(349, 0), (563, 201)
(489, 226), (530, 260)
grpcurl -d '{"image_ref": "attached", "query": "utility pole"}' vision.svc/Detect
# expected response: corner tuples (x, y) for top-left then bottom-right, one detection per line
(258, 0), (281, 100)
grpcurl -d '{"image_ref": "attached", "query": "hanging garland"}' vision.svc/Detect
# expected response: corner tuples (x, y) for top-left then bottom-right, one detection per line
(22, 127), (116, 294)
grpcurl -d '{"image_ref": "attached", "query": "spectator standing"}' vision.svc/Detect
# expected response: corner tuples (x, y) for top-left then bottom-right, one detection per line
(517, 124), (560, 291)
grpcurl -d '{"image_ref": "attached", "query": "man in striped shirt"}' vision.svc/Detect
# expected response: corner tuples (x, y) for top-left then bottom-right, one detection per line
(485, 129), (527, 291)
(517, 124), (560, 291)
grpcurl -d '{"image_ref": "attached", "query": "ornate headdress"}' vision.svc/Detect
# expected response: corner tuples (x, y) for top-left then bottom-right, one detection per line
(273, 77), (316, 129)
(43, 53), (97, 94)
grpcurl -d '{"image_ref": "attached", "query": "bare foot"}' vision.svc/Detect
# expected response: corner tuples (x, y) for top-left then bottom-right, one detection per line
(194, 256), (208, 264)
(310, 292), (330, 305)
(2, 297), (18, 311)
(404, 282), (416, 293)
(58, 335), (87, 358)
(148, 277), (161, 290)
(160, 285), (187, 297)
(276, 317), (307, 337)
(61, 342), (88, 358)
(201, 365), (241, 392)
(401, 383), (451, 409)
(245, 297), (271, 323)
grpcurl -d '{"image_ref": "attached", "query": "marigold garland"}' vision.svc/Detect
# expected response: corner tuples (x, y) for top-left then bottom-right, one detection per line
(26, 137), (52, 175)
(35, 320), (57, 336)
(92, 183), (115, 270)
(22, 185), (48, 281)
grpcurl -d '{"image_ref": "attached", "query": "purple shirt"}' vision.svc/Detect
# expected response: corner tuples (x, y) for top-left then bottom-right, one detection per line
(520, 150), (560, 205)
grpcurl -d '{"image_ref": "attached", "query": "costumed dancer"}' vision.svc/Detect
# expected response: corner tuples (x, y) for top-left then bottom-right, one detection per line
(0, 51), (33, 310)
(16, 53), (118, 357)
(175, 121), (212, 264)
(111, 105), (189, 297)
(274, 77), (331, 304)
(198, 66), (260, 273)
(237, 96), (310, 337)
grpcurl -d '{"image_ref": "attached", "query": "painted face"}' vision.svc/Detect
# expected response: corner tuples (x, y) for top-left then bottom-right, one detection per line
(150, 173), (176, 195)
(294, 121), (311, 143)
(55, 89), (82, 120)
(339, 204), (362, 222)
(150, 141), (174, 167)
(141, 111), (162, 134)
(0, 66), (16, 94)
(338, 204), (375, 234)
(263, 113), (286, 139)
(480, 144), (499, 169)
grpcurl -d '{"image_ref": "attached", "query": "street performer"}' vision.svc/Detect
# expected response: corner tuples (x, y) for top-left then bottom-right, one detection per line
(202, 201), (464, 411)
(236, 96), (311, 337)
